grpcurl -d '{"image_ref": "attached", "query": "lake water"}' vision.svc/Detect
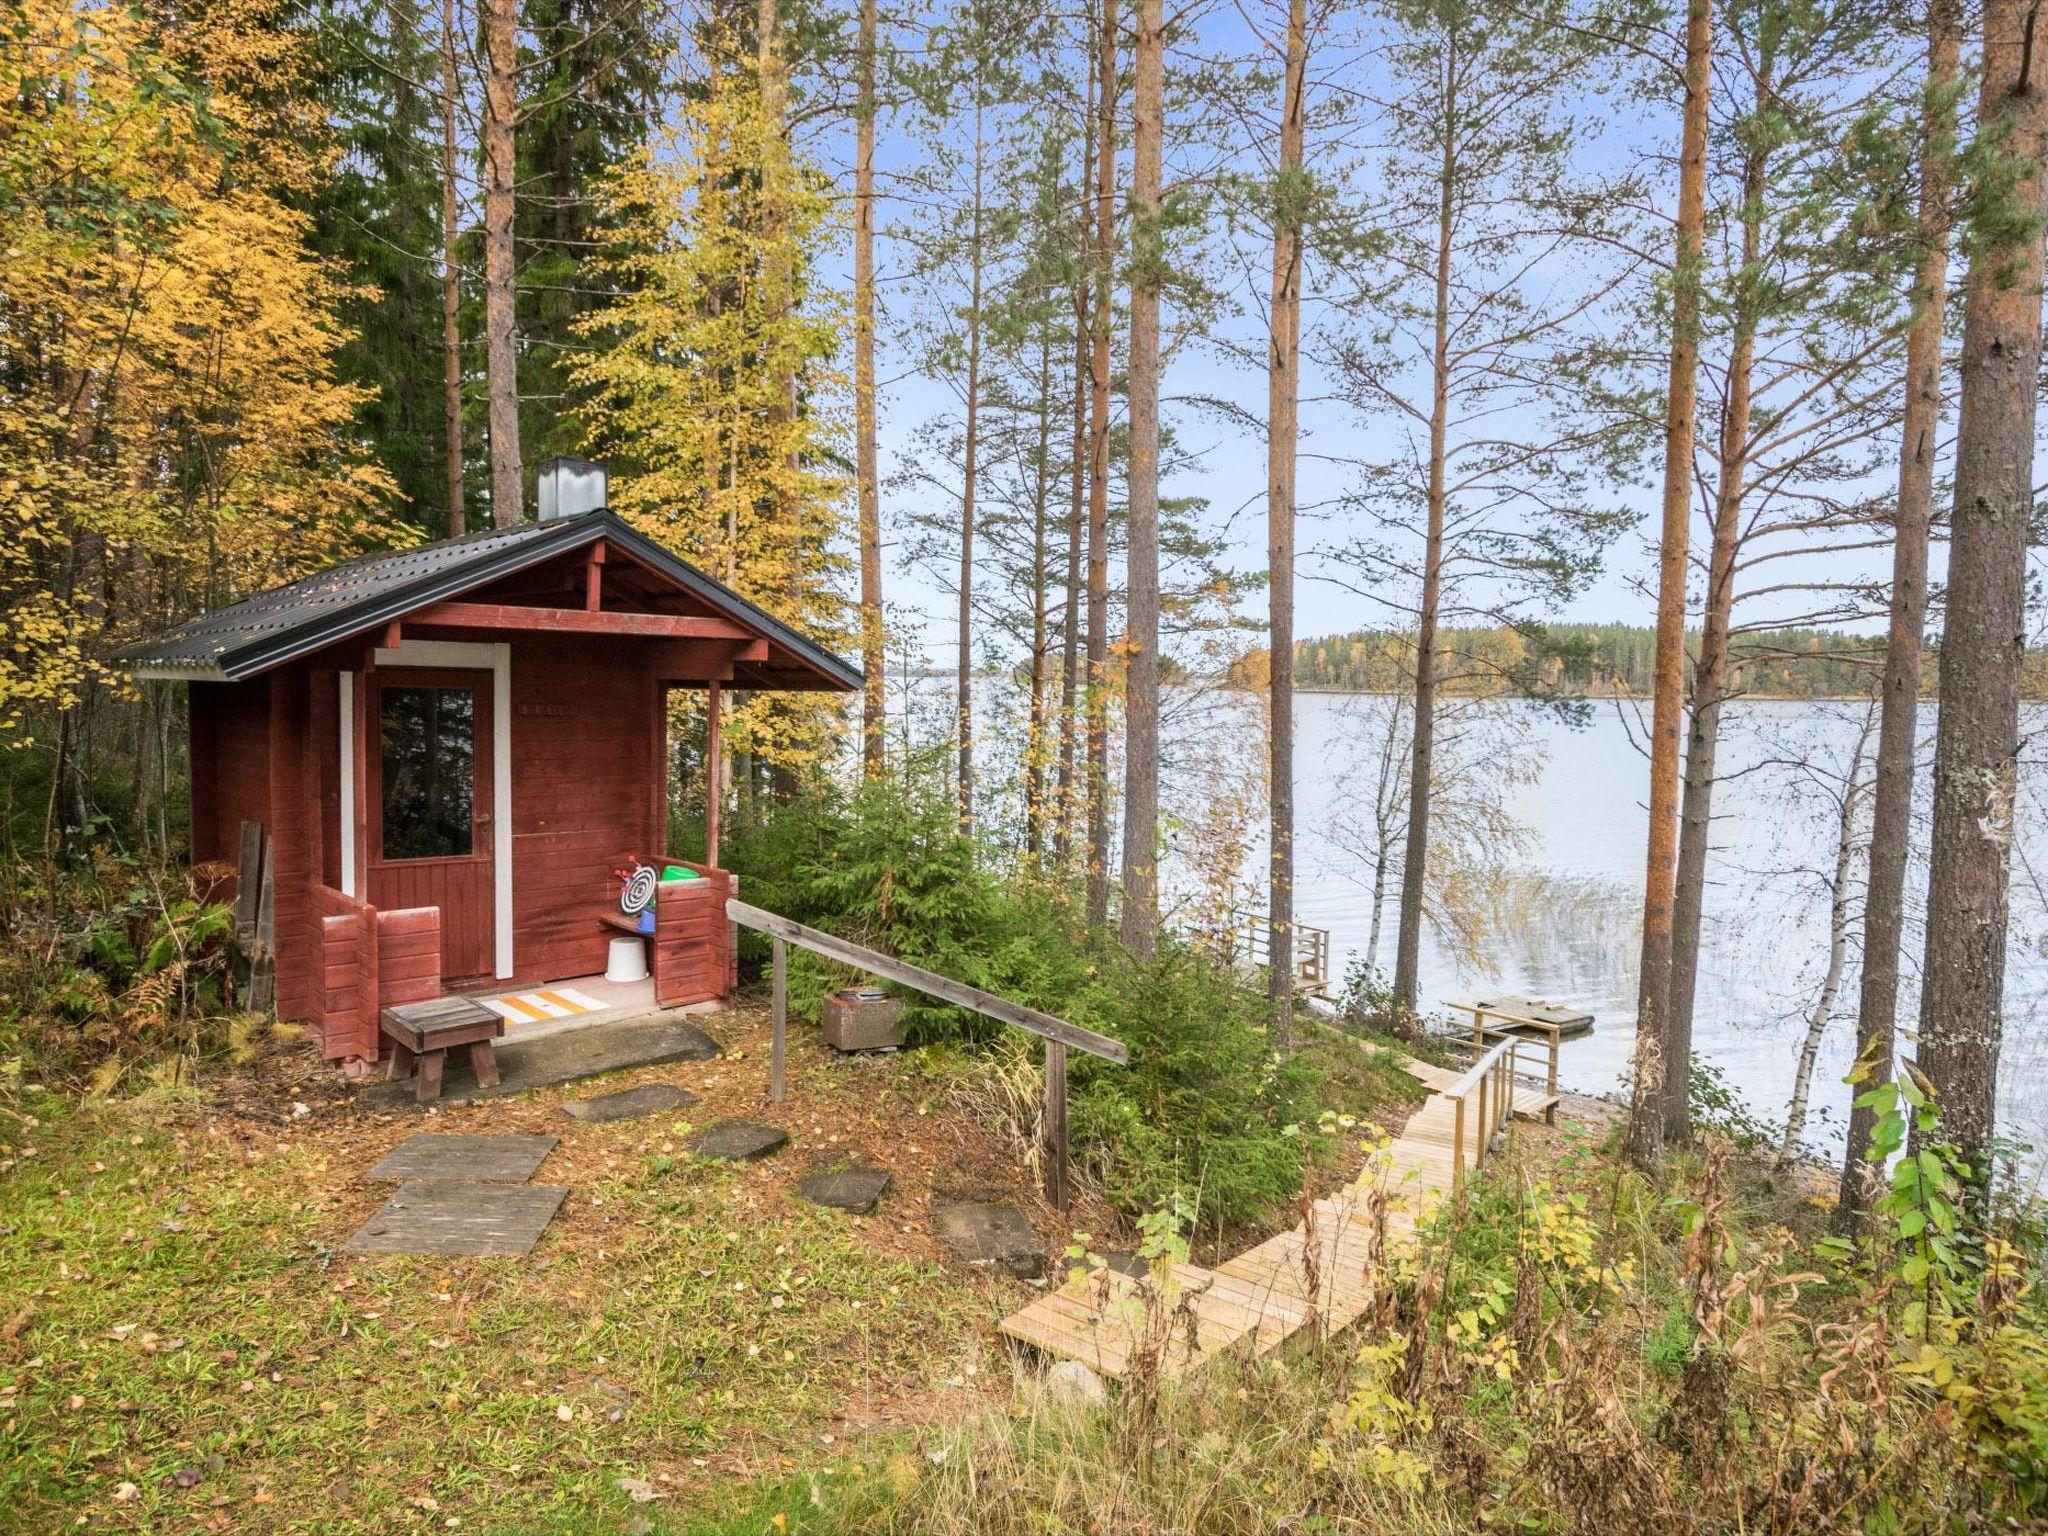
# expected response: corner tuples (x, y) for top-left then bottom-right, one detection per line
(897, 677), (2047, 1163)
(1228, 693), (2048, 1162)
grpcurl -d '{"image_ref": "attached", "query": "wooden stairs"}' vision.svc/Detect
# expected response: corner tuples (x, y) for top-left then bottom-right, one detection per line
(998, 1045), (1560, 1379)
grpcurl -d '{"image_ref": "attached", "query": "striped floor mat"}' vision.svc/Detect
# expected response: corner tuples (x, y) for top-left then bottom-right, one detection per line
(483, 987), (609, 1024)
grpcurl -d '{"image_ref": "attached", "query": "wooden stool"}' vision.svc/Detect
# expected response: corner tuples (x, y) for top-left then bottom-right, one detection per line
(380, 996), (504, 1103)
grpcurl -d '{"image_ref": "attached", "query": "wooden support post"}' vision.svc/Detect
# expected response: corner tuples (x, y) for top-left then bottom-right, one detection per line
(354, 653), (374, 892)
(1043, 1040), (1069, 1210)
(1476, 1069), (1489, 1171)
(585, 541), (607, 610)
(1545, 1024), (1560, 1126)
(769, 934), (787, 1102)
(705, 681), (723, 869)
(1452, 1094), (1467, 1196)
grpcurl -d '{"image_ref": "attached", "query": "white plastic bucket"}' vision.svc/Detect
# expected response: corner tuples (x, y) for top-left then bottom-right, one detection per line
(605, 935), (649, 984)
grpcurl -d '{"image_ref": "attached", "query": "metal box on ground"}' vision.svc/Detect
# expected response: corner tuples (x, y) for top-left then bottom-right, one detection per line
(821, 988), (904, 1053)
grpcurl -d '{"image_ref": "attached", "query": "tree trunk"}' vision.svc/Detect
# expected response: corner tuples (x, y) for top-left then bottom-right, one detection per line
(482, 0), (522, 526)
(956, 95), (986, 836)
(1838, 0), (1959, 1230)
(1085, 0), (1117, 929)
(1783, 704), (1877, 1162)
(1266, 0), (1307, 1040)
(1663, 103), (1772, 1143)
(1025, 334), (1057, 859)
(1390, 36), (1456, 1019)
(1916, 0), (2048, 1188)
(1055, 41), (1097, 870)
(1627, 0), (1714, 1169)
(1118, 0), (1164, 961)
(856, 0), (886, 776)
(759, 0), (795, 463)
(1054, 248), (1089, 866)
(440, 0), (465, 539)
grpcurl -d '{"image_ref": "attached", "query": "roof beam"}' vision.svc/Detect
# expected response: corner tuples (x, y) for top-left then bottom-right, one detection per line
(643, 638), (770, 679)
(413, 601), (752, 640)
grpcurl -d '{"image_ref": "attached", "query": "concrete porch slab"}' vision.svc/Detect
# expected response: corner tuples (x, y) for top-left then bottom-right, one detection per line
(362, 1012), (721, 1111)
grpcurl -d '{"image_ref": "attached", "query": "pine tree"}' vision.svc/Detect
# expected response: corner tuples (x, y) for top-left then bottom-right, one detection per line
(1333, 0), (1632, 1019)
(1627, 0), (1715, 1169)
(1915, 0), (2048, 1191)
(1119, 0), (1164, 960)
(1839, 0), (1962, 1229)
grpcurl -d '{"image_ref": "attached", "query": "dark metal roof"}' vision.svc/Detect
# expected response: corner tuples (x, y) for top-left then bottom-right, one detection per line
(120, 512), (861, 690)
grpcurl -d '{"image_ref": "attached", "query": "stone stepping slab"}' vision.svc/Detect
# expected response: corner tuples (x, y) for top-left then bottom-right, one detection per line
(797, 1164), (891, 1214)
(933, 1198), (1044, 1280)
(366, 1133), (559, 1184)
(561, 1083), (698, 1124)
(690, 1121), (788, 1163)
(344, 1183), (569, 1257)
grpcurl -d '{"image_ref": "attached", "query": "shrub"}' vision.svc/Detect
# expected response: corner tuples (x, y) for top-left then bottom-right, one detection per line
(0, 850), (236, 1091)
(722, 776), (1333, 1235)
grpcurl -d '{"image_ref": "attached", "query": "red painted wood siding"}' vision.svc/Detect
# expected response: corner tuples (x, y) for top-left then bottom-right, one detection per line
(634, 863), (735, 1007)
(376, 906), (443, 1011)
(508, 636), (665, 984)
(312, 882), (377, 1061)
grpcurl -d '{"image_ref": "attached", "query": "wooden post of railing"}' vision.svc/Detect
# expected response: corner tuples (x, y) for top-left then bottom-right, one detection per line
(725, 899), (1125, 1204)
(770, 935), (787, 1102)
(1544, 1023), (1560, 1125)
(1451, 1093), (1467, 1196)
(1476, 1066), (1490, 1172)
(1044, 1040), (1069, 1210)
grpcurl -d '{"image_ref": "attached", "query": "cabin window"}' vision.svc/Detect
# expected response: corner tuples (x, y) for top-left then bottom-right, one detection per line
(380, 686), (475, 859)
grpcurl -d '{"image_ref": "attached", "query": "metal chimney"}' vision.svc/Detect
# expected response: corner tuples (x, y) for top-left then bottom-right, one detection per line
(537, 456), (607, 521)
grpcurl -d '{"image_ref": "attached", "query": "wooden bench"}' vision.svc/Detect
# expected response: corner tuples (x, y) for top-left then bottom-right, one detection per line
(380, 996), (504, 1103)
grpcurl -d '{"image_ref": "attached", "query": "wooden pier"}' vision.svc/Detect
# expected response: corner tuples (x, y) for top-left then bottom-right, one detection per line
(998, 1027), (1567, 1378)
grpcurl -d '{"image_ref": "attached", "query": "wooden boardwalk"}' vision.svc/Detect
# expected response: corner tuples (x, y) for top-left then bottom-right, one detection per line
(998, 1048), (1559, 1378)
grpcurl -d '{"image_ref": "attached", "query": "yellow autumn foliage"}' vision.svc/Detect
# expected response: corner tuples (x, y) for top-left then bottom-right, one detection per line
(0, 0), (402, 740)
(574, 36), (851, 766)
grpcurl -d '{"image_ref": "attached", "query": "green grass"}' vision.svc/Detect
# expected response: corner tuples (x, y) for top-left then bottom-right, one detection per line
(0, 1084), (990, 1535)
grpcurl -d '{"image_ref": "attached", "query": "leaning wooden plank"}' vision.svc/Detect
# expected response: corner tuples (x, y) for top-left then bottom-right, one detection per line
(233, 820), (264, 939)
(247, 834), (277, 1016)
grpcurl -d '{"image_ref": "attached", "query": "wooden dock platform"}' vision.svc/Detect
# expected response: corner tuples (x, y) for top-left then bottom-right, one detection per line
(998, 1041), (1560, 1379)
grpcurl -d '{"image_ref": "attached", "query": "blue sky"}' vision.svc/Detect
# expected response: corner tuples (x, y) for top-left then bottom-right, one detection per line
(765, 0), (1979, 669)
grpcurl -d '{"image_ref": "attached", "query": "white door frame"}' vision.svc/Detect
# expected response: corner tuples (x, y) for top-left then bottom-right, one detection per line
(340, 638), (514, 979)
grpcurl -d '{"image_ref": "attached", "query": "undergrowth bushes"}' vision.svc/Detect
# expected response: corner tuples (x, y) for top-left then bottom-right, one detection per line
(728, 1111), (2048, 1535)
(722, 772), (1335, 1235)
(0, 850), (241, 1093)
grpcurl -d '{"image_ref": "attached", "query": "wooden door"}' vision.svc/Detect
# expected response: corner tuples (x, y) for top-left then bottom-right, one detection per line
(367, 668), (495, 982)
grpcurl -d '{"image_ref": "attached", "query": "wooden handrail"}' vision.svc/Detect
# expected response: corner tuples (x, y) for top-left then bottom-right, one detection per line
(724, 898), (1127, 1210)
(1443, 1034), (1542, 1196)
(726, 901), (1126, 1062)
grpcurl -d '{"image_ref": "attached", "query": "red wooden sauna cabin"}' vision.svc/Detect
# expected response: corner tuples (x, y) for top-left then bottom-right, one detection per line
(122, 471), (859, 1071)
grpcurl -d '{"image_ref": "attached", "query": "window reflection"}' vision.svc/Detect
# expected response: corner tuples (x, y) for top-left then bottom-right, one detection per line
(381, 687), (474, 859)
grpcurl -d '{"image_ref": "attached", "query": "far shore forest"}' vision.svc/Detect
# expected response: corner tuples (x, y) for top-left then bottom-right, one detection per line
(1232, 622), (2048, 699)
